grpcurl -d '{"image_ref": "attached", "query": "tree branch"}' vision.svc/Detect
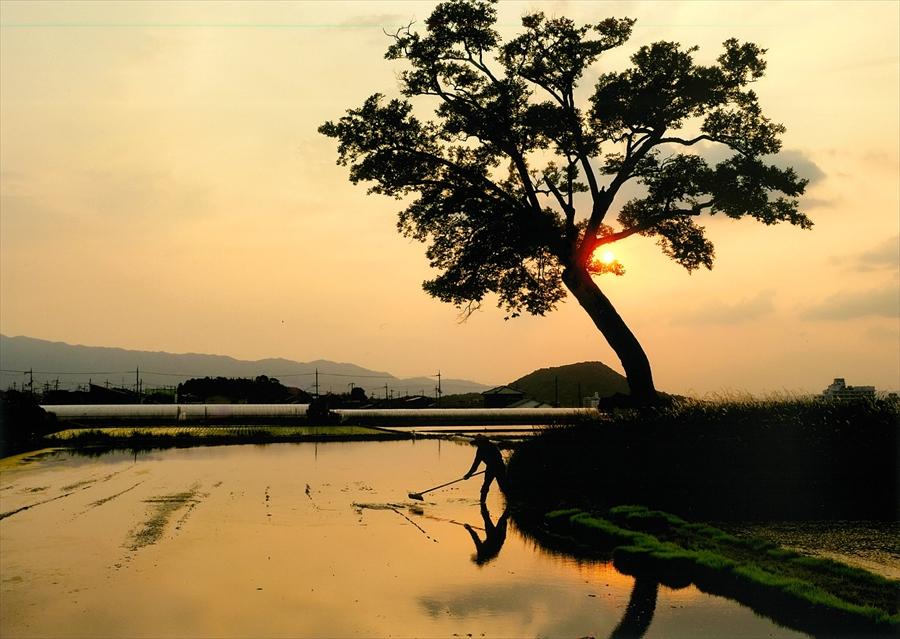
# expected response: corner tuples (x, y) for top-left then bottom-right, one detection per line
(656, 134), (714, 146)
(542, 176), (573, 217)
(594, 200), (716, 248)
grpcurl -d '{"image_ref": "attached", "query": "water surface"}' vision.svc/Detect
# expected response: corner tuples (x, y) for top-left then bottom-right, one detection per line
(1, 441), (808, 638)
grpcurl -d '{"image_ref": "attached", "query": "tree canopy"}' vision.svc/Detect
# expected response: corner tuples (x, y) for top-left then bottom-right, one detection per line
(319, 0), (810, 401)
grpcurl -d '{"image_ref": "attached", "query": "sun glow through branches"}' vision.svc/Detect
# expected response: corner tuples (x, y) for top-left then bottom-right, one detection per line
(588, 247), (625, 276)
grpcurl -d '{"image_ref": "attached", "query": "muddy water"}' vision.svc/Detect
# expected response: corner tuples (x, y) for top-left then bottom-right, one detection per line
(1, 441), (807, 638)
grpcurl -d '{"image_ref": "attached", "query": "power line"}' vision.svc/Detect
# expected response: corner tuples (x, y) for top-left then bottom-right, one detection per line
(0, 368), (134, 375)
(2, 368), (445, 380)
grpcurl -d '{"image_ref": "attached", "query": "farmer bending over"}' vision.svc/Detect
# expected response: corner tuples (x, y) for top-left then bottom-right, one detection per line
(464, 435), (507, 502)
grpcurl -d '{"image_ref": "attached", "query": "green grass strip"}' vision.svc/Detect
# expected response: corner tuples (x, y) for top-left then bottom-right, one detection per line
(545, 506), (899, 632)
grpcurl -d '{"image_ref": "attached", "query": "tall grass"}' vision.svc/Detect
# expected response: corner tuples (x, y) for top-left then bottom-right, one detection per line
(508, 397), (899, 520)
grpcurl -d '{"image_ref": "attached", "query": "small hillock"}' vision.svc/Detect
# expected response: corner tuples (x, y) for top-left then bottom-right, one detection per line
(509, 361), (629, 406)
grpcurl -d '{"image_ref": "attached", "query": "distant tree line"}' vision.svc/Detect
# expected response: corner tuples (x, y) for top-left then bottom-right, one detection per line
(176, 376), (311, 404)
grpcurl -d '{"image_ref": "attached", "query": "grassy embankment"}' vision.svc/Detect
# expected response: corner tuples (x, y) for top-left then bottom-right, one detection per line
(539, 505), (898, 636)
(506, 397), (900, 635)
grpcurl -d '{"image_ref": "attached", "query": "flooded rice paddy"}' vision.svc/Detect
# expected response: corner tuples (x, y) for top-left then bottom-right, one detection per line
(0, 440), (811, 638)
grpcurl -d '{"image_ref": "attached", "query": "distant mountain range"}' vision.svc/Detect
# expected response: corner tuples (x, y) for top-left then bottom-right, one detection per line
(0, 335), (637, 404)
(0, 335), (491, 397)
(509, 361), (630, 406)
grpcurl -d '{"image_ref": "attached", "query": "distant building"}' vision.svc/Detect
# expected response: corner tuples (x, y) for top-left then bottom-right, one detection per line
(400, 395), (433, 409)
(505, 398), (554, 408)
(821, 378), (876, 401)
(481, 386), (525, 408)
(481, 386), (553, 408)
(583, 392), (602, 408)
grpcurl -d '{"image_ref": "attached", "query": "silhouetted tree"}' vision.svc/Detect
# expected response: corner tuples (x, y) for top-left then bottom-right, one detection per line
(0, 390), (57, 456)
(349, 386), (368, 402)
(176, 376), (306, 404)
(320, 0), (810, 403)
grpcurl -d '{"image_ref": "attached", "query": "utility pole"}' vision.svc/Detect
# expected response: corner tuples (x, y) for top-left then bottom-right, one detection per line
(435, 370), (442, 406)
(384, 383), (389, 402)
(314, 368), (319, 398)
(27, 369), (34, 395)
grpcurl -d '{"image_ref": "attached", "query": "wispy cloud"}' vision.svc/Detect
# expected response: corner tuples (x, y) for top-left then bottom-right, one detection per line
(803, 286), (899, 321)
(865, 324), (900, 343)
(339, 14), (409, 28)
(830, 235), (900, 272)
(672, 290), (775, 325)
(857, 235), (900, 271)
(799, 196), (837, 210)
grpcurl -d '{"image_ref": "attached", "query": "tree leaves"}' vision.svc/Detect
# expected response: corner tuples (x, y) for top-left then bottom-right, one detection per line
(320, 0), (812, 315)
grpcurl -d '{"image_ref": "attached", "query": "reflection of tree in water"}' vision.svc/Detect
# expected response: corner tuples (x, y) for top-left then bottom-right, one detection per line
(608, 578), (658, 639)
(507, 512), (660, 637)
(464, 503), (508, 566)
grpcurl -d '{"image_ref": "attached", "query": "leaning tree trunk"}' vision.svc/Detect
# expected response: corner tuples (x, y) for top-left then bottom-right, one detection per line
(562, 266), (658, 404)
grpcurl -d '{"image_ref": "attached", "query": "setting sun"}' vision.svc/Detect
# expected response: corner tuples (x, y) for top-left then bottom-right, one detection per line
(588, 248), (625, 276)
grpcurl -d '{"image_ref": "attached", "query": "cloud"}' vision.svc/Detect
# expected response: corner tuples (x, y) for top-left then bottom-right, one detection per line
(857, 235), (900, 271)
(865, 324), (900, 343)
(672, 290), (775, 325)
(830, 235), (900, 273)
(770, 149), (826, 185)
(860, 150), (900, 174)
(686, 144), (826, 186)
(798, 196), (837, 210)
(339, 13), (410, 28)
(803, 286), (900, 321)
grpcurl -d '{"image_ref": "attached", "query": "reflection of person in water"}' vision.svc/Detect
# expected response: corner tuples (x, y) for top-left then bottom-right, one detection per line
(464, 502), (509, 566)
(463, 435), (507, 502)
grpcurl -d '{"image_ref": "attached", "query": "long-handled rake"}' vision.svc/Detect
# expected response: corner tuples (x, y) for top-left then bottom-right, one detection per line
(408, 470), (484, 501)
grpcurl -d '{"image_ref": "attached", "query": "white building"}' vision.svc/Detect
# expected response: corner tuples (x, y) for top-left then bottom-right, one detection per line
(820, 378), (876, 401)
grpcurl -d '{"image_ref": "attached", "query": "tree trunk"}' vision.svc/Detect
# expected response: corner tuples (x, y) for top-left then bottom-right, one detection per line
(562, 266), (658, 404)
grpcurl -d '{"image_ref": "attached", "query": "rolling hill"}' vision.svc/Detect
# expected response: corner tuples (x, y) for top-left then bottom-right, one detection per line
(509, 361), (630, 407)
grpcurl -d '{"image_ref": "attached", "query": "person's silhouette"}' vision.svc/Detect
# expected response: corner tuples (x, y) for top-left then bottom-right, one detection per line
(463, 435), (507, 502)
(464, 502), (509, 566)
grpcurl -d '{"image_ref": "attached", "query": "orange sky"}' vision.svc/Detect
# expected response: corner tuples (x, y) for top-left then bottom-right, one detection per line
(1, 1), (898, 394)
